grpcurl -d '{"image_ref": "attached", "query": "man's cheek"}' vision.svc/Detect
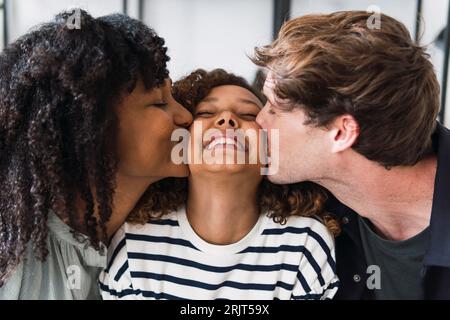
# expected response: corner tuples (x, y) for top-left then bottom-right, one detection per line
(265, 114), (278, 130)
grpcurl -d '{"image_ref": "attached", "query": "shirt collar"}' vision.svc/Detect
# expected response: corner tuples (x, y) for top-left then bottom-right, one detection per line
(424, 122), (450, 267)
(328, 122), (450, 268)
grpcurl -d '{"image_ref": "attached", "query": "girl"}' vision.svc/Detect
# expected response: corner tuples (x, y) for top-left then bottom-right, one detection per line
(0, 10), (192, 299)
(100, 69), (340, 300)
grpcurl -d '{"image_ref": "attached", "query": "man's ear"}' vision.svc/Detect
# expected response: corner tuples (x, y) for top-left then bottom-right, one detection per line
(329, 115), (360, 153)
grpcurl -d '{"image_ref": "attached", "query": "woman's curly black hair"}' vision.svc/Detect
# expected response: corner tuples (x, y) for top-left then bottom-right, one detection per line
(0, 9), (169, 284)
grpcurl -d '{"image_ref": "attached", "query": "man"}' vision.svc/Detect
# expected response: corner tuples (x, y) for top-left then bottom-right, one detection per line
(253, 11), (450, 299)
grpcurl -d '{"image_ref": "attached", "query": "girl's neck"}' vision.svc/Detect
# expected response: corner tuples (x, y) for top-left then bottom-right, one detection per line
(186, 173), (260, 245)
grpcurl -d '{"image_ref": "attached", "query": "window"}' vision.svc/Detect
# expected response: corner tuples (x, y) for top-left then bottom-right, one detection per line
(0, 0), (5, 51)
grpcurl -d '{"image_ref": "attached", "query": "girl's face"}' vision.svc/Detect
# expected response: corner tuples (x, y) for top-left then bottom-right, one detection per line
(188, 85), (264, 179)
(116, 78), (193, 181)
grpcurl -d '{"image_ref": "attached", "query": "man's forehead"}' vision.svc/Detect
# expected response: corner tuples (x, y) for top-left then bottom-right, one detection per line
(263, 71), (277, 91)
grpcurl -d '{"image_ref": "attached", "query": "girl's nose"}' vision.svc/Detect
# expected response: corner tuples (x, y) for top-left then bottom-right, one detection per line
(215, 112), (238, 129)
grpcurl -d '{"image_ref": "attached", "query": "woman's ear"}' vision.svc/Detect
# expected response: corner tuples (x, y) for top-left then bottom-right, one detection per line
(329, 114), (360, 153)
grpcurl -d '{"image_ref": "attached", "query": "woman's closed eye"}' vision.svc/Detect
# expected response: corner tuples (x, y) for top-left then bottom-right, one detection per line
(147, 101), (168, 108)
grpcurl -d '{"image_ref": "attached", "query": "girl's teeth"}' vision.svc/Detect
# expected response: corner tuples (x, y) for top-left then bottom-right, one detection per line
(206, 137), (242, 150)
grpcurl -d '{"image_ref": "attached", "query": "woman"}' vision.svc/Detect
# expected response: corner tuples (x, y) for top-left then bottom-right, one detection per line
(0, 10), (192, 299)
(100, 69), (340, 300)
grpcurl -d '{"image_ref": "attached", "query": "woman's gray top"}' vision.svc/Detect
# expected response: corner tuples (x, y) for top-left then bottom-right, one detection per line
(0, 212), (107, 300)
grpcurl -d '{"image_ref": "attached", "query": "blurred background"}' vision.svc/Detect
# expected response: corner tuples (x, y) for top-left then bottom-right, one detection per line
(1, 0), (449, 126)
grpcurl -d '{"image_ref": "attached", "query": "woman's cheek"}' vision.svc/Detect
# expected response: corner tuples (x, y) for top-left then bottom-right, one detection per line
(147, 109), (175, 141)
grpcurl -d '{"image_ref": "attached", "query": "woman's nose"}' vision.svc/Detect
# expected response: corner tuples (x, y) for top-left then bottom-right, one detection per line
(215, 112), (238, 129)
(173, 101), (193, 128)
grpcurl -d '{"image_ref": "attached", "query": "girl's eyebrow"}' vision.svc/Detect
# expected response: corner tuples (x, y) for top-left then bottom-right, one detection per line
(202, 96), (261, 108)
(201, 97), (217, 103)
(237, 98), (262, 108)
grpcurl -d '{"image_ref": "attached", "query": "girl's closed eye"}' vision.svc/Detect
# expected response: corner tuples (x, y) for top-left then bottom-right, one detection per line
(239, 113), (258, 121)
(195, 110), (215, 117)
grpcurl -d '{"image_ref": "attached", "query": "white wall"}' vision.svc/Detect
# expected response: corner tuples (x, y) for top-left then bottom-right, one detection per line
(421, 0), (450, 125)
(4, 0), (272, 83)
(143, 0), (273, 83)
(291, 0), (416, 33)
(7, 0), (122, 41)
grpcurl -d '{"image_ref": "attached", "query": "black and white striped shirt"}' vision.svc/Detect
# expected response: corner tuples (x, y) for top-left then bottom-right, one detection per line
(99, 207), (339, 300)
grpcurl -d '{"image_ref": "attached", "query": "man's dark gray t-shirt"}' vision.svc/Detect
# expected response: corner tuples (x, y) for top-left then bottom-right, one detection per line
(358, 216), (430, 300)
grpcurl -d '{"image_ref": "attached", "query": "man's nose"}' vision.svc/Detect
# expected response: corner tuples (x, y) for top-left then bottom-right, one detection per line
(256, 107), (265, 128)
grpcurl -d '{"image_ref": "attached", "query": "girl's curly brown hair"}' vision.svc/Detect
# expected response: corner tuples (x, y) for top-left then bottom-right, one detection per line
(0, 10), (170, 284)
(128, 69), (340, 236)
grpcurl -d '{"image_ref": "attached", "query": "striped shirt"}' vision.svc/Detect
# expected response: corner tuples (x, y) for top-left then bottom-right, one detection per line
(99, 207), (339, 300)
